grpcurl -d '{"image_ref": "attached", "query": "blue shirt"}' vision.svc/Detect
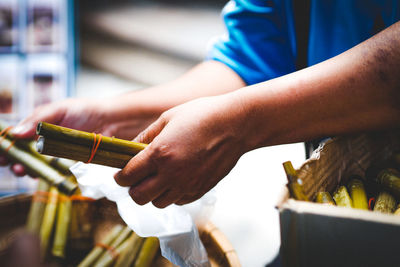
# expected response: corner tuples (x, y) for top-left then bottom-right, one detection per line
(207, 0), (400, 85)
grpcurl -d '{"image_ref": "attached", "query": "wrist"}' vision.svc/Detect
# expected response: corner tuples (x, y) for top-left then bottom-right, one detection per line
(219, 91), (261, 154)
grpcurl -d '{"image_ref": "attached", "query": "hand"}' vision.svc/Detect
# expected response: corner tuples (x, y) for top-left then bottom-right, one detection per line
(1, 97), (157, 176)
(114, 95), (249, 208)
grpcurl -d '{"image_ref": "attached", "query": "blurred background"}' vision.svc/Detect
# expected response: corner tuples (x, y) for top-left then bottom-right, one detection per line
(0, 0), (305, 266)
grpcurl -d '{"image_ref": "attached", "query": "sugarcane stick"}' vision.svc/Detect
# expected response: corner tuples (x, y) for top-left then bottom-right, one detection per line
(394, 204), (400, 215)
(37, 136), (134, 169)
(0, 121), (77, 174)
(68, 198), (95, 253)
(51, 192), (72, 258)
(39, 186), (59, 258)
(0, 135), (76, 194)
(315, 192), (335, 205)
(16, 140), (75, 173)
(376, 168), (400, 199)
(23, 140), (76, 174)
(333, 186), (353, 208)
(374, 191), (396, 214)
(348, 178), (368, 210)
(114, 233), (144, 267)
(36, 122), (147, 155)
(283, 161), (309, 201)
(133, 237), (159, 267)
(78, 225), (124, 267)
(93, 226), (133, 267)
(26, 179), (51, 234)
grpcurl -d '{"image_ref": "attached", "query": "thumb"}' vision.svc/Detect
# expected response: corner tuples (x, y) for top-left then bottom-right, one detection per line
(133, 115), (168, 144)
(11, 103), (66, 139)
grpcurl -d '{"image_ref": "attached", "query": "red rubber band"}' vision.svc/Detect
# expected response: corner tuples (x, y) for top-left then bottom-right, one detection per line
(32, 190), (49, 203)
(58, 195), (71, 202)
(368, 197), (375, 210)
(5, 140), (15, 153)
(69, 195), (96, 202)
(0, 126), (13, 144)
(32, 193), (49, 203)
(86, 133), (102, 164)
(96, 242), (119, 260)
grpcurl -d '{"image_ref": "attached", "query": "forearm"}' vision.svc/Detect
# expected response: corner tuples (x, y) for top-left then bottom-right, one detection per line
(234, 21), (400, 151)
(104, 60), (245, 121)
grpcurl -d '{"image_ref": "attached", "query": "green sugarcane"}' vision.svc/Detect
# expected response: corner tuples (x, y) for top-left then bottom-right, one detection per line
(283, 161), (309, 201)
(374, 191), (396, 214)
(51, 192), (72, 258)
(133, 237), (159, 267)
(39, 186), (59, 259)
(78, 224), (124, 267)
(333, 186), (353, 208)
(93, 226), (133, 267)
(0, 121), (75, 173)
(37, 122), (147, 155)
(348, 178), (368, 210)
(376, 168), (400, 199)
(114, 233), (144, 267)
(68, 199), (96, 253)
(26, 179), (51, 234)
(394, 204), (400, 215)
(23, 140), (76, 174)
(0, 137), (76, 194)
(315, 191), (335, 205)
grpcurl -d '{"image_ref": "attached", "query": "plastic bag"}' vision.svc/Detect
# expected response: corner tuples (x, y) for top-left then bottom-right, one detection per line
(70, 162), (214, 267)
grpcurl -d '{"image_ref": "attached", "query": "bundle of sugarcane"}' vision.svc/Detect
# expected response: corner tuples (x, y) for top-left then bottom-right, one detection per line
(78, 225), (157, 267)
(0, 120), (77, 195)
(36, 122), (147, 169)
(25, 181), (96, 261)
(26, 179), (51, 234)
(285, 151), (400, 216)
(68, 193), (97, 256)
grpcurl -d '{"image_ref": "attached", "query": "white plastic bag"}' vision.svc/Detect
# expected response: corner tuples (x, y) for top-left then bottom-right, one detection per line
(70, 162), (214, 267)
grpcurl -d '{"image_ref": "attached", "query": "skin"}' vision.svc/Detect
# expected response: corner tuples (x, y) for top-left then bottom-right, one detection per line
(2, 21), (400, 208)
(0, 61), (244, 175)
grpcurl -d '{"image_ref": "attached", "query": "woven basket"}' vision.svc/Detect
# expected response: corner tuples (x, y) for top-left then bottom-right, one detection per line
(0, 194), (240, 267)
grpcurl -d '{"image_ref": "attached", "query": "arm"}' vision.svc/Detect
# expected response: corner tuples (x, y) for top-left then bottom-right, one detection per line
(101, 60), (245, 139)
(114, 21), (400, 208)
(239, 20), (400, 149)
(11, 60), (245, 140)
(1, 61), (244, 176)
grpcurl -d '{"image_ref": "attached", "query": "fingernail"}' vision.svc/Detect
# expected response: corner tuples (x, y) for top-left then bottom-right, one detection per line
(11, 124), (29, 135)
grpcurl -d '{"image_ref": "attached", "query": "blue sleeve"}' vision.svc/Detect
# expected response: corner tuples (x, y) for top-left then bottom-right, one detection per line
(207, 0), (296, 85)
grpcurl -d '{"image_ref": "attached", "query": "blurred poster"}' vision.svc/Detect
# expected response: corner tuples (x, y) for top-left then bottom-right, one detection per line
(0, 56), (19, 119)
(0, 0), (18, 52)
(26, 55), (67, 112)
(26, 0), (67, 52)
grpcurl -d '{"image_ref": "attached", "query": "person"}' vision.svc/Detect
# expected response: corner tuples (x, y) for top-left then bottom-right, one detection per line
(1, 0), (399, 209)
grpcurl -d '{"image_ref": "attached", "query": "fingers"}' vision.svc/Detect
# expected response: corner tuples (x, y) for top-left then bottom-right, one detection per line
(128, 175), (168, 206)
(0, 156), (27, 177)
(12, 103), (66, 138)
(151, 190), (182, 208)
(115, 115), (169, 187)
(10, 122), (37, 139)
(11, 164), (27, 177)
(114, 147), (157, 187)
(133, 115), (167, 144)
(176, 194), (202, 206)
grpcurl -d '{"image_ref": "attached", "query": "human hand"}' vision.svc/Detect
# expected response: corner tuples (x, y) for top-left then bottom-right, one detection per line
(1, 97), (156, 176)
(114, 95), (250, 208)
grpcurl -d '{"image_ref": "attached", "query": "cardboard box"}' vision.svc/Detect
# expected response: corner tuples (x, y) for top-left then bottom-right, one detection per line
(277, 131), (400, 267)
